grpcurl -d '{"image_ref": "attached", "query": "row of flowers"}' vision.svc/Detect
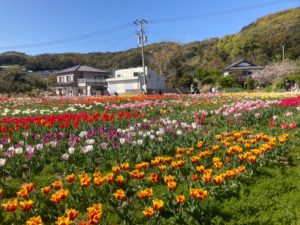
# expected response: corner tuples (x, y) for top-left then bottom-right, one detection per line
(0, 116), (202, 178)
(0, 130), (289, 224)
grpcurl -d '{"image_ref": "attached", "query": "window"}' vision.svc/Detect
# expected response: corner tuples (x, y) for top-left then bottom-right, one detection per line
(58, 77), (64, 83)
(133, 72), (140, 77)
(66, 76), (72, 82)
(242, 71), (252, 76)
(95, 75), (101, 79)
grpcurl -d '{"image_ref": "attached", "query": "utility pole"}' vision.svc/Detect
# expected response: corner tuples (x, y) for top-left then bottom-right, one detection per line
(133, 19), (148, 94)
(282, 44), (285, 62)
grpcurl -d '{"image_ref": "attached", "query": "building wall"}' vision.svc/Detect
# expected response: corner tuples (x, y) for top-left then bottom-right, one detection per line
(146, 68), (165, 89)
(107, 79), (141, 95)
(112, 67), (166, 91)
(57, 73), (75, 83)
(114, 67), (146, 78)
(56, 71), (109, 96)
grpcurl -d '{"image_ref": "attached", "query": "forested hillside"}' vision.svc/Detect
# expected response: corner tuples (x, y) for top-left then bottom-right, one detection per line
(0, 7), (299, 87)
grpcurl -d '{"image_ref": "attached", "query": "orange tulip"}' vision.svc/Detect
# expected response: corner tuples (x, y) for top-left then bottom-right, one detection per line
(115, 175), (125, 185)
(26, 216), (43, 225)
(176, 195), (185, 205)
(78, 221), (89, 225)
(153, 199), (164, 210)
(212, 145), (220, 151)
(2, 198), (18, 212)
(196, 141), (204, 148)
(164, 175), (175, 184)
(138, 188), (153, 199)
(143, 207), (155, 217)
(167, 181), (177, 191)
(17, 188), (29, 198)
(94, 176), (104, 186)
(247, 155), (256, 163)
(20, 199), (34, 211)
(113, 189), (126, 200)
(0, 188), (4, 198)
(56, 216), (72, 225)
(149, 173), (160, 183)
(196, 165), (205, 173)
(66, 174), (75, 183)
(190, 188), (208, 200)
(80, 176), (91, 188)
(52, 180), (63, 190)
(192, 174), (199, 181)
(112, 166), (121, 174)
(41, 186), (51, 195)
(66, 208), (79, 220)
(121, 162), (130, 171)
(87, 203), (103, 224)
(190, 156), (200, 163)
(105, 173), (114, 184)
(213, 175), (224, 185)
(177, 148), (185, 154)
(158, 165), (167, 171)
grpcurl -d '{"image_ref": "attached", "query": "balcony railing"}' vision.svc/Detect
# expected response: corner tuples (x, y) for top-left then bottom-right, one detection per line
(78, 78), (106, 83)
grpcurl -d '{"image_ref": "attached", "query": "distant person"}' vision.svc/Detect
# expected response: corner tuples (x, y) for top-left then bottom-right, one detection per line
(190, 84), (195, 94)
(193, 87), (200, 94)
(114, 91), (119, 96)
(159, 89), (162, 95)
(285, 79), (291, 92)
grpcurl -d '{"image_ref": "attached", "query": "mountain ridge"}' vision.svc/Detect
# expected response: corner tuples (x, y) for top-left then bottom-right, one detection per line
(0, 7), (299, 87)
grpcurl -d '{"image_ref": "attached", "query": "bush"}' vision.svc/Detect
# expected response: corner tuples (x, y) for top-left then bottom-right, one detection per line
(287, 73), (300, 83)
(246, 77), (255, 90)
(218, 75), (238, 88)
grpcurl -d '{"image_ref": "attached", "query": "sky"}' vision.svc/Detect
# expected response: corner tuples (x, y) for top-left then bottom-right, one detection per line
(0, 0), (299, 55)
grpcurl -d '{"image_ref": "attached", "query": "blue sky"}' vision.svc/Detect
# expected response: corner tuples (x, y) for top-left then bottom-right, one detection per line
(0, 0), (299, 55)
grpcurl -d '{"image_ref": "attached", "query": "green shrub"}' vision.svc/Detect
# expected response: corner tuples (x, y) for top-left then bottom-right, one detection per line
(246, 77), (255, 90)
(218, 75), (238, 88)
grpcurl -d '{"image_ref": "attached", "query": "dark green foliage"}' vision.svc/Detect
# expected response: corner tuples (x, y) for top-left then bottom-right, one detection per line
(287, 72), (300, 83)
(246, 77), (255, 90)
(195, 69), (221, 85)
(178, 73), (194, 87)
(0, 66), (48, 94)
(219, 75), (239, 88)
(0, 67), (33, 94)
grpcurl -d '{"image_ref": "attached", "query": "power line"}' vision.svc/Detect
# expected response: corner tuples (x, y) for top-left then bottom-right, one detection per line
(0, 23), (134, 50)
(150, 0), (299, 23)
(105, 32), (136, 52)
(0, 1), (298, 51)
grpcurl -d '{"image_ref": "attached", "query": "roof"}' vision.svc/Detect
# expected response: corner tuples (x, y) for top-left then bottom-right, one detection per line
(55, 65), (108, 75)
(225, 59), (264, 71)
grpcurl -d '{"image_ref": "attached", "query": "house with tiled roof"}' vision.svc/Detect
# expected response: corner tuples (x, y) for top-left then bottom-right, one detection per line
(54, 65), (111, 96)
(223, 59), (264, 77)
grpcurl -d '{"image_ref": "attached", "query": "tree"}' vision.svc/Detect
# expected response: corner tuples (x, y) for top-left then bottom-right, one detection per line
(148, 43), (178, 76)
(0, 67), (32, 94)
(178, 73), (193, 87)
(194, 69), (221, 85)
(252, 61), (297, 85)
(218, 75), (239, 88)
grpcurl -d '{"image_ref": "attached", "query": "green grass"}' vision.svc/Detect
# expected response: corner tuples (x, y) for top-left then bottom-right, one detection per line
(211, 144), (300, 225)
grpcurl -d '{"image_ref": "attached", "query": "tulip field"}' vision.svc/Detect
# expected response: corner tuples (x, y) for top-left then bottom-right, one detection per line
(1, 93), (300, 225)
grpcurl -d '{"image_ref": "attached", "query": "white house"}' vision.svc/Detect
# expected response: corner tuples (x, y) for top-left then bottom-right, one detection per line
(106, 67), (165, 95)
(55, 65), (110, 96)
